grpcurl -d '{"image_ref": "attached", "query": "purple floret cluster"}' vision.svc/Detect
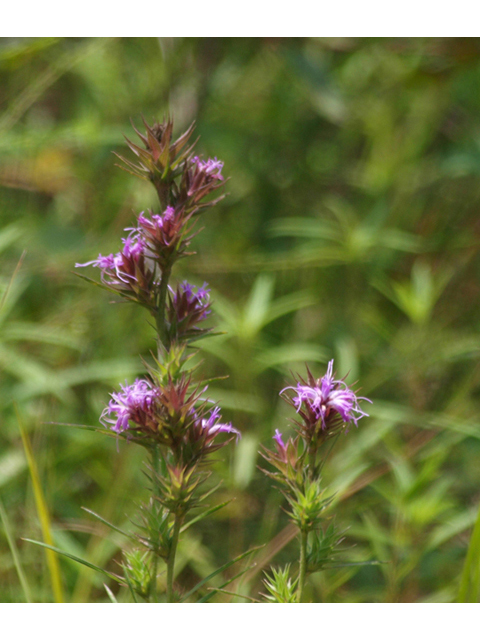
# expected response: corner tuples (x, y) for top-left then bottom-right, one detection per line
(282, 360), (371, 430)
(75, 231), (147, 286)
(175, 281), (211, 320)
(101, 379), (158, 434)
(193, 156), (224, 180)
(201, 406), (241, 441)
(100, 377), (240, 450)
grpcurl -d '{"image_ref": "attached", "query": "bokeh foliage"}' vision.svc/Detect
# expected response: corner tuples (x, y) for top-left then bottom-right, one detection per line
(1, 36), (480, 602)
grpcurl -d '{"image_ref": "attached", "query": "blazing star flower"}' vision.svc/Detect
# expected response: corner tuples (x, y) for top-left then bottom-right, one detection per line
(121, 232), (145, 261)
(175, 281), (211, 320)
(281, 360), (371, 430)
(76, 230), (148, 287)
(75, 251), (124, 283)
(272, 429), (289, 462)
(273, 429), (285, 448)
(100, 379), (158, 434)
(137, 206), (175, 233)
(201, 406), (241, 442)
(193, 156), (224, 180)
(75, 253), (116, 270)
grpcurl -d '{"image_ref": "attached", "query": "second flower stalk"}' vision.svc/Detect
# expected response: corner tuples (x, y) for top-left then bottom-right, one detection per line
(262, 361), (371, 602)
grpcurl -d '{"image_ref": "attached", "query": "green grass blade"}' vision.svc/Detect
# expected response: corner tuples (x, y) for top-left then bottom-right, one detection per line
(81, 507), (138, 543)
(16, 406), (65, 603)
(180, 500), (233, 533)
(0, 497), (32, 602)
(180, 546), (262, 602)
(123, 568), (139, 603)
(0, 251), (25, 313)
(206, 588), (260, 602)
(197, 564), (255, 603)
(458, 500), (480, 602)
(104, 583), (118, 603)
(23, 539), (123, 584)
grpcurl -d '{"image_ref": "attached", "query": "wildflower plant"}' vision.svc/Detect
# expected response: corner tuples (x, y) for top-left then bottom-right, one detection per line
(261, 360), (372, 602)
(73, 117), (241, 602)
(28, 114), (372, 604)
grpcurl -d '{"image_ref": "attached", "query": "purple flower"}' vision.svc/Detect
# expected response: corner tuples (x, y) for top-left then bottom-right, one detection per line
(272, 429), (289, 461)
(76, 231), (148, 287)
(281, 360), (371, 430)
(122, 232), (145, 261)
(273, 429), (285, 448)
(100, 379), (158, 434)
(163, 206), (175, 222)
(176, 281), (211, 320)
(201, 406), (241, 442)
(193, 156), (224, 180)
(75, 254), (116, 270)
(137, 206), (175, 233)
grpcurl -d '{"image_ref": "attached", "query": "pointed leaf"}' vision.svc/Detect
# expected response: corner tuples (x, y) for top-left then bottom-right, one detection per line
(81, 508), (138, 544)
(180, 546), (263, 602)
(181, 500), (233, 533)
(23, 539), (124, 584)
(197, 564), (256, 603)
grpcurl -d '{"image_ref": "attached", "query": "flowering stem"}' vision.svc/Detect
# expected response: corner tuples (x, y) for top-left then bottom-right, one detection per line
(297, 528), (309, 603)
(155, 181), (171, 210)
(308, 443), (317, 482)
(150, 446), (161, 602)
(166, 511), (183, 603)
(156, 261), (173, 349)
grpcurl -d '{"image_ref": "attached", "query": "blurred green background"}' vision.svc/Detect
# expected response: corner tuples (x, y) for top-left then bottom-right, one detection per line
(2, 36), (480, 603)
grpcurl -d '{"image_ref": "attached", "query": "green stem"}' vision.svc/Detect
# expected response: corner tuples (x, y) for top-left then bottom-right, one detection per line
(308, 443), (316, 482)
(152, 172), (175, 351)
(297, 528), (309, 603)
(166, 512), (183, 603)
(156, 260), (173, 350)
(150, 446), (161, 602)
(154, 179), (171, 210)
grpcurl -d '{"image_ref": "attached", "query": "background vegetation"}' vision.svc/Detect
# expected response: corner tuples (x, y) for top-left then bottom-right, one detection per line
(2, 36), (480, 603)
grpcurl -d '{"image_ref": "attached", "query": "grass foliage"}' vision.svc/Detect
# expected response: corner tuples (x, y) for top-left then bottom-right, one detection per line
(1, 37), (480, 602)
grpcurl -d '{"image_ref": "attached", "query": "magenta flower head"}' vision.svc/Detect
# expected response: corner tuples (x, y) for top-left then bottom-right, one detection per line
(183, 155), (225, 206)
(75, 253), (117, 271)
(166, 280), (212, 343)
(176, 281), (211, 320)
(272, 429), (288, 463)
(136, 206), (190, 268)
(100, 378), (159, 434)
(75, 229), (158, 312)
(201, 406), (241, 442)
(193, 156), (224, 180)
(137, 207), (175, 234)
(281, 360), (371, 433)
(273, 428), (285, 448)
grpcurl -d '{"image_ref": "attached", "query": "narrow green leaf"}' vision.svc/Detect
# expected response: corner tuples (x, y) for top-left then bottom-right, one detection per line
(196, 481), (224, 504)
(81, 508), (138, 543)
(180, 546), (263, 602)
(0, 251), (26, 314)
(17, 407), (65, 603)
(181, 500), (233, 533)
(458, 500), (480, 602)
(23, 539), (124, 584)
(123, 567), (139, 603)
(0, 224), (22, 256)
(104, 583), (118, 603)
(206, 588), (260, 602)
(0, 498), (32, 602)
(325, 560), (386, 569)
(197, 564), (255, 603)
